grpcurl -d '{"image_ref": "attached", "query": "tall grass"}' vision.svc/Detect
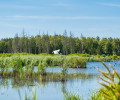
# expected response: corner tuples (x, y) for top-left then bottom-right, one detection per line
(91, 58), (120, 100)
(66, 57), (87, 68)
(65, 93), (82, 100)
(0, 55), (87, 69)
(38, 61), (46, 75)
(21, 55), (87, 68)
(85, 56), (111, 62)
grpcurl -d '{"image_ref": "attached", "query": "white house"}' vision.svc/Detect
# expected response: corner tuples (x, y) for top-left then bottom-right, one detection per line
(52, 49), (60, 54)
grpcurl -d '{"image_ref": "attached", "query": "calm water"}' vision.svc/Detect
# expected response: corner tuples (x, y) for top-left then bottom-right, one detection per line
(0, 60), (120, 100)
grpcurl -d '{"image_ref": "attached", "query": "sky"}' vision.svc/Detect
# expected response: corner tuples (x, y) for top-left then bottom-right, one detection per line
(0, 0), (120, 39)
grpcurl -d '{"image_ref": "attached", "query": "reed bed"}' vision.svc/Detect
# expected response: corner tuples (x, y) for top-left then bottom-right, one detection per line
(0, 55), (88, 81)
(0, 55), (87, 73)
(0, 54), (113, 79)
(85, 56), (111, 62)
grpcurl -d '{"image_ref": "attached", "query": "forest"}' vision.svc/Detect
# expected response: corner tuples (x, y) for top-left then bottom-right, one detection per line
(0, 30), (120, 55)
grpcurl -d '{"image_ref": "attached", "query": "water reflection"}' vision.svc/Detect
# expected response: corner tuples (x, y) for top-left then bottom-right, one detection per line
(0, 73), (96, 100)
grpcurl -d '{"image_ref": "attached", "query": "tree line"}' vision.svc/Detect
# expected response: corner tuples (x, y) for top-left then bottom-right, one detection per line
(0, 31), (120, 55)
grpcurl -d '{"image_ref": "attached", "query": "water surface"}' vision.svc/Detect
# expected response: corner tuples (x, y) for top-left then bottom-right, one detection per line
(0, 60), (120, 100)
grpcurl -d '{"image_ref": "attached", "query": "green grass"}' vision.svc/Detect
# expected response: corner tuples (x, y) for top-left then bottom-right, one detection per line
(0, 54), (113, 79)
(0, 55), (87, 70)
(65, 93), (82, 100)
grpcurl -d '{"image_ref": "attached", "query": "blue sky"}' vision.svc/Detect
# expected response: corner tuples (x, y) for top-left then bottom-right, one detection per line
(0, 0), (120, 39)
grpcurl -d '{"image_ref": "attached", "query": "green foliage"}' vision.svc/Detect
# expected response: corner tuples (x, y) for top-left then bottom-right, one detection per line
(111, 54), (118, 59)
(38, 61), (46, 75)
(0, 53), (13, 57)
(0, 53), (33, 57)
(92, 58), (120, 100)
(0, 33), (120, 56)
(112, 38), (120, 55)
(39, 53), (52, 56)
(0, 54), (112, 78)
(0, 54), (112, 77)
(65, 93), (81, 100)
(0, 57), (10, 75)
(67, 57), (87, 68)
(85, 56), (111, 62)
(10, 56), (24, 78)
(101, 54), (106, 57)
(68, 53), (91, 57)
(61, 63), (68, 75)
(19, 55), (88, 68)
(45, 57), (53, 66)
(80, 54), (91, 57)
(0, 55), (88, 79)
(14, 52), (33, 55)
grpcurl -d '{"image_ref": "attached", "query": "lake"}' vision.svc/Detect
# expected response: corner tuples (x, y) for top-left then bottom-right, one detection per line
(0, 60), (120, 100)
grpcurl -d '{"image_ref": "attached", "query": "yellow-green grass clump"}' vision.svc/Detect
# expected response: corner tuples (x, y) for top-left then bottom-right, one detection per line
(91, 58), (120, 100)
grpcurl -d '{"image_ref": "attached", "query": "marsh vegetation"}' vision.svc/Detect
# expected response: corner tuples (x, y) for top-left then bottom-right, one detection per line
(0, 53), (114, 78)
(0, 54), (120, 100)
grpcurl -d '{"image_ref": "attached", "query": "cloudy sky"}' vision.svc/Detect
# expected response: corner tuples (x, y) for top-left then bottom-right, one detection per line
(0, 0), (120, 38)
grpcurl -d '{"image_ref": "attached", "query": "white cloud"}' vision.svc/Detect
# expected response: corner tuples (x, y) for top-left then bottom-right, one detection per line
(100, 3), (120, 7)
(0, 1), (70, 9)
(0, 5), (42, 9)
(7, 16), (120, 20)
